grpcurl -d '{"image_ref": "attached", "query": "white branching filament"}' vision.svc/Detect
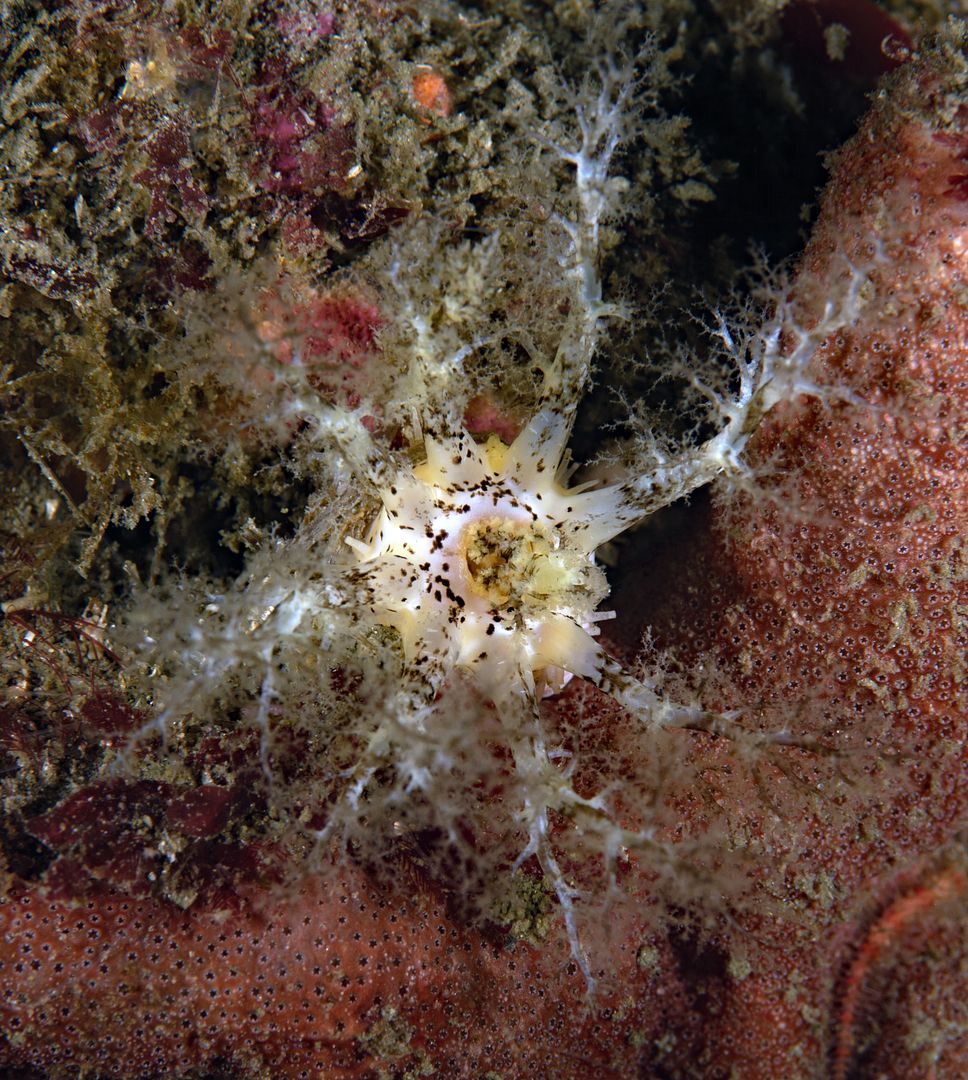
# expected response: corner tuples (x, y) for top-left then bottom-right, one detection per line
(332, 405), (748, 989)
(120, 25), (872, 994)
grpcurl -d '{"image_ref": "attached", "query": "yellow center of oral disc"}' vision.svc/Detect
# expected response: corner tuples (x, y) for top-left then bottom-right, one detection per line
(460, 517), (558, 610)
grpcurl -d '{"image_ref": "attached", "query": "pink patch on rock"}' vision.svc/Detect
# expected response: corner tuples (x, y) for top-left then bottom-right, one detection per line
(463, 394), (523, 444)
(249, 71), (353, 196)
(254, 284), (386, 424)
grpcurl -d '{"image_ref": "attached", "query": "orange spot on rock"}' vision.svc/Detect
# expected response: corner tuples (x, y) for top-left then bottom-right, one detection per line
(411, 68), (451, 118)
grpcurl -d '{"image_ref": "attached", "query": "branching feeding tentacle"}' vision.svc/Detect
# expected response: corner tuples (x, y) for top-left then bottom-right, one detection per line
(111, 10), (877, 999)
